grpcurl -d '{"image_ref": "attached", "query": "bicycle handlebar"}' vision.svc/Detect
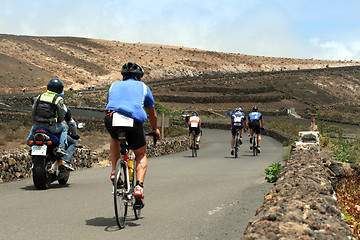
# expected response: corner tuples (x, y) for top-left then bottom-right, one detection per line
(145, 132), (157, 148)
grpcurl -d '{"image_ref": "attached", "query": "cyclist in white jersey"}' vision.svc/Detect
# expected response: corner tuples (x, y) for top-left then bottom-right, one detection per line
(188, 111), (201, 149)
(230, 106), (246, 155)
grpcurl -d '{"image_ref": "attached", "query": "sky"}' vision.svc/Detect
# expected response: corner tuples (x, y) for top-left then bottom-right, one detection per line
(1, 0), (360, 61)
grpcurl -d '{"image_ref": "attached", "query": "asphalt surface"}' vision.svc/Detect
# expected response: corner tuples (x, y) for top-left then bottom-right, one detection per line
(0, 128), (285, 240)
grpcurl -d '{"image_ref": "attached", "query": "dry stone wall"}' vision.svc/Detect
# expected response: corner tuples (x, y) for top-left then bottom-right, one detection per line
(0, 135), (188, 183)
(242, 145), (355, 240)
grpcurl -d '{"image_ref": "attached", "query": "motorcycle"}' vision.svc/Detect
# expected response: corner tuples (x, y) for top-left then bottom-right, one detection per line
(28, 129), (77, 190)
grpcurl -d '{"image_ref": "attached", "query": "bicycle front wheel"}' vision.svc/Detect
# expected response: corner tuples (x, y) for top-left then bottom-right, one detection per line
(114, 160), (128, 229)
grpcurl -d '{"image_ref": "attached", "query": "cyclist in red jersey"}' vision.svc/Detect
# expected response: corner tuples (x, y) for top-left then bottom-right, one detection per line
(188, 111), (201, 149)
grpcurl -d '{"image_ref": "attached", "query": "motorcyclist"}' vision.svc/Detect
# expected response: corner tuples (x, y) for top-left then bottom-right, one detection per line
(61, 105), (80, 171)
(27, 78), (68, 156)
(230, 106), (246, 156)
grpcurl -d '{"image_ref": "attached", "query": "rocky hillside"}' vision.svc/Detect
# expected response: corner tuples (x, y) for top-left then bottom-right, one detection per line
(1, 33), (360, 93)
(0, 34), (359, 126)
(148, 66), (360, 124)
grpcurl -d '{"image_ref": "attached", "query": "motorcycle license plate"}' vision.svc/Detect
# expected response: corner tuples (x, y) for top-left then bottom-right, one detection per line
(32, 145), (47, 156)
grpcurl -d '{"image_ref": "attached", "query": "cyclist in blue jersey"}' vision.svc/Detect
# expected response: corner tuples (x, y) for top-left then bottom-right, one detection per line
(247, 106), (264, 153)
(230, 106), (246, 155)
(104, 62), (161, 208)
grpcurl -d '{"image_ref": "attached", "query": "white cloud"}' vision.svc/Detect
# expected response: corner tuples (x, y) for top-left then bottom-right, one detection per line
(309, 38), (359, 60)
(0, 0), (359, 60)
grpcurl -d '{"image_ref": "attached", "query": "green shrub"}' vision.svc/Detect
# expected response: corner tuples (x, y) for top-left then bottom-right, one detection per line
(320, 124), (360, 164)
(265, 162), (283, 183)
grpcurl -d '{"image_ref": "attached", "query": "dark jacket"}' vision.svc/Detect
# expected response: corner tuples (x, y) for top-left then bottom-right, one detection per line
(32, 90), (66, 124)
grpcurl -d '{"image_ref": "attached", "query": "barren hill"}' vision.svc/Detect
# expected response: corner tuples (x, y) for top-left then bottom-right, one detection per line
(0, 34), (359, 125)
(1, 34), (360, 93)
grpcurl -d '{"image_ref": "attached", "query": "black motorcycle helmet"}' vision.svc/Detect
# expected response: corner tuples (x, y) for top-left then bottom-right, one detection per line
(252, 106), (258, 112)
(47, 78), (64, 94)
(192, 111), (198, 116)
(121, 62), (144, 80)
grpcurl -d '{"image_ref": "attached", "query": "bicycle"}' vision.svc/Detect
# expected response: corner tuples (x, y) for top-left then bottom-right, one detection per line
(190, 129), (202, 157)
(113, 131), (157, 229)
(252, 132), (258, 156)
(190, 129), (198, 157)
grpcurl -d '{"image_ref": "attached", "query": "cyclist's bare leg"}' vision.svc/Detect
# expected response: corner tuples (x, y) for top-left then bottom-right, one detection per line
(196, 134), (200, 143)
(249, 128), (254, 139)
(110, 138), (121, 171)
(231, 135), (235, 149)
(133, 145), (147, 183)
(257, 134), (262, 148)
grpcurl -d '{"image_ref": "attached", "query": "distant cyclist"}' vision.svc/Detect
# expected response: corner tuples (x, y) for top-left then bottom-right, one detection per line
(247, 106), (264, 153)
(105, 62), (161, 208)
(182, 111), (190, 127)
(230, 106), (246, 156)
(188, 111), (201, 149)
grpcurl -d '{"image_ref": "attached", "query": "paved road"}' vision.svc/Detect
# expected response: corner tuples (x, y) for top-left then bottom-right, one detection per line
(0, 129), (284, 240)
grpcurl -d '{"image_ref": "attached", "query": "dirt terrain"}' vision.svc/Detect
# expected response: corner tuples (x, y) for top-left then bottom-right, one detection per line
(0, 34), (359, 125)
(1, 34), (360, 92)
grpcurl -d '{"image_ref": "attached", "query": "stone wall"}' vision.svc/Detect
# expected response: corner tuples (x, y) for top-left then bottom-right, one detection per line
(241, 132), (359, 239)
(0, 135), (188, 183)
(242, 145), (355, 240)
(0, 147), (99, 183)
(202, 122), (294, 144)
(0, 108), (188, 183)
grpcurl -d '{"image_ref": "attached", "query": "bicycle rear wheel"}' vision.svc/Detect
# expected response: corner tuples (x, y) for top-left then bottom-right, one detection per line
(252, 136), (257, 156)
(114, 159), (128, 229)
(191, 135), (197, 157)
(234, 136), (238, 158)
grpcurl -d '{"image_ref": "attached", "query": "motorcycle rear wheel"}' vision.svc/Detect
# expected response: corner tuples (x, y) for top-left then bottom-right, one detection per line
(58, 171), (70, 185)
(32, 156), (51, 190)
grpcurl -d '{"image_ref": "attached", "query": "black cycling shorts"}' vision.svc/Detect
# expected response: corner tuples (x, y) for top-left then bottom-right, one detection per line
(231, 125), (243, 136)
(189, 127), (200, 135)
(248, 121), (261, 134)
(104, 113), (146, 150)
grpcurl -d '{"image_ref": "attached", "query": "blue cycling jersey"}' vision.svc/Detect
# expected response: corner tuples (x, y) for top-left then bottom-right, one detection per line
(231, 111), (246, 127)
(248, 111), (262, 121)
(106, 79), (155, 123)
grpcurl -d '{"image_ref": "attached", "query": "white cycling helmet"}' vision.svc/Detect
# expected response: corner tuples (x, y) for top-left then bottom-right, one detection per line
(235, 106), (242, 112)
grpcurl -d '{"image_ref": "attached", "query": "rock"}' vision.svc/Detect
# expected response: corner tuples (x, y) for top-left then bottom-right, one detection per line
(328, 162), (344, 177)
